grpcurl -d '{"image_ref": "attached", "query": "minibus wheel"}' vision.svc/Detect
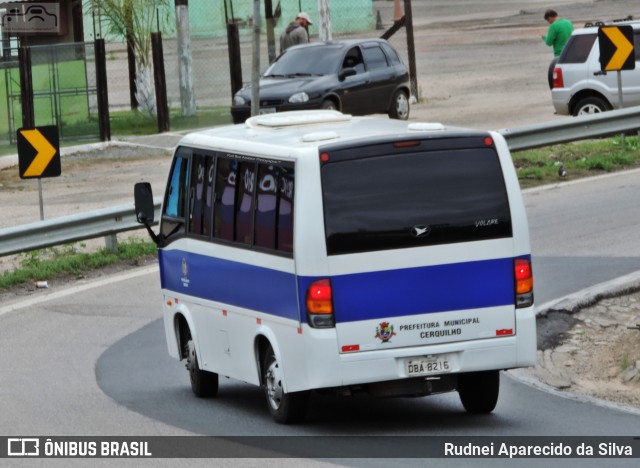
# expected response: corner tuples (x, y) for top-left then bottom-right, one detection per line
(186, 340), (218, 398)
(262, 345), (309, 424)
(457, 370), (499, 414)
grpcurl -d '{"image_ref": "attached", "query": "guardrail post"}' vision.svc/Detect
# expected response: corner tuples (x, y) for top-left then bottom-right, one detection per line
(105, 234), (118, 253)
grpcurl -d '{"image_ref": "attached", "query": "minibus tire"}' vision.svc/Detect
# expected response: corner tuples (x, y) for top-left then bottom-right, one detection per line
(262, 345), (309, 424)
(187, 340), (219, 398)
(457, 370), (499, 414)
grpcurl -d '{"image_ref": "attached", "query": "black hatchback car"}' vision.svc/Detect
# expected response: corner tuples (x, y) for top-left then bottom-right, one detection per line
(231, 39), (411, 123)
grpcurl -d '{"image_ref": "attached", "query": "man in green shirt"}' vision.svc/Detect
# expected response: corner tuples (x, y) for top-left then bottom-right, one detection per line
(543, 9), (573, 88)
(543, 9), (573, 56)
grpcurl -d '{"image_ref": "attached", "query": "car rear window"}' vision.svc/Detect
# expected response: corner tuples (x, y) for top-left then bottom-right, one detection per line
(321, 143), (513, 255)
(558, 34), (596, 64)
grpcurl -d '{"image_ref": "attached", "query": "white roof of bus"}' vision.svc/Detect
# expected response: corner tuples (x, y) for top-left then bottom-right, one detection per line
(176, 111), (471, 154)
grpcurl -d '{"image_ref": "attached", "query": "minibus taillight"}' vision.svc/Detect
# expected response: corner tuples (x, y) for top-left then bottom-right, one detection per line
(514, 258), (534, 308)
(306, 279), (335, 328)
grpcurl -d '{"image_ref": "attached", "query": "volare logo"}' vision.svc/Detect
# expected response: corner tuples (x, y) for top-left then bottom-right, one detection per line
(8, 438), (39, 456)
(411, 225), (431, 238)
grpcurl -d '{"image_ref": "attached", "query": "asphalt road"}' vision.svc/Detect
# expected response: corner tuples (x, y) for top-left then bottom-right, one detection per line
(526, 170), (640, 305)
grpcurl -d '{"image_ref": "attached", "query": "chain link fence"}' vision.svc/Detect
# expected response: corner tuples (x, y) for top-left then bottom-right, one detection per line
(1, 0), (416, 143)
(155, 0), (408, 119)
(0, 42), (101, 144)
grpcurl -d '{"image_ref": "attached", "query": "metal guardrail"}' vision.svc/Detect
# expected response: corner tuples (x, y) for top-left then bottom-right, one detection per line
(499, 106), (640, 151)
(1, 107), (639, 257)
(0, 199), (162, 257)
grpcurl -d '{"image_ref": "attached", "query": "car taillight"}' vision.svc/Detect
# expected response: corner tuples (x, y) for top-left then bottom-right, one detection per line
(552, 67), (564, 89)
(306, 279), (335, 328)
(514, 258), (534, 308)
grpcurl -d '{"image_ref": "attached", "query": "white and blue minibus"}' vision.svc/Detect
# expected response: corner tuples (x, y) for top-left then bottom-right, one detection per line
(135, 111), (536, 423)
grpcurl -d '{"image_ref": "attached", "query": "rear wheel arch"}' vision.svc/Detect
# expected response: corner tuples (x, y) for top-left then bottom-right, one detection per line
(175, 313), (191, 359)
(569, 91), (612, 116)
(255, 334), (274, 386)
(321, 95), (341, 111)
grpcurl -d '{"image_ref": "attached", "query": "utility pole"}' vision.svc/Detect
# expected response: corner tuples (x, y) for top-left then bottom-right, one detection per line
(403, 0), (418, 101)
(251, 0), (261, 117)
(175, 0), (196, 116)
(317, 0), (332, 41)
(265, 0), (276, 63)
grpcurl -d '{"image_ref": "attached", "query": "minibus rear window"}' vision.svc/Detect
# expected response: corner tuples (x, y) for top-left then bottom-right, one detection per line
(321, 147), (512, 255)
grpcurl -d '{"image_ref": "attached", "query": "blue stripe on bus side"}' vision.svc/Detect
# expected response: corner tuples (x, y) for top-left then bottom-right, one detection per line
(298, 257), (519, 323)
(160, 250), (524, 324)
(159, 250), (300, 321)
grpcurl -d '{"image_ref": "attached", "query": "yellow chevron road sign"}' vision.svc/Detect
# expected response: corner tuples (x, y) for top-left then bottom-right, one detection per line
(18, 126), (60, 179)
(598, 25), (635, 72)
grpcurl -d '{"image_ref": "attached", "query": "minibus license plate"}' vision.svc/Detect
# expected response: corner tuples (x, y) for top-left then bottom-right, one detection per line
(405, 355), (451, 376)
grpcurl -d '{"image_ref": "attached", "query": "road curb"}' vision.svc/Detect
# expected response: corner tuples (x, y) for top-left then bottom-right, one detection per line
(536, 269), (640, 316)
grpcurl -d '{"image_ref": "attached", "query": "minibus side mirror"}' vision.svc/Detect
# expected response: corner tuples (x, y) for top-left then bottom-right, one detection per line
(134, 182), (159, 245)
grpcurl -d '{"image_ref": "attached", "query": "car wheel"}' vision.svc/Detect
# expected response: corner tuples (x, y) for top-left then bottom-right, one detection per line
(262, 345), (309, 424)
(572, 96), (610, 116)
(186, 340), (219, 398)
(388, 89), (410, 120)
(457, 370), (499, 414)
(321, 99), (338, 111)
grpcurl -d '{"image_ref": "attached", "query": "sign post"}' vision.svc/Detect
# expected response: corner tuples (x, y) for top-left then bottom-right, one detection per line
(598, 25), (635, 145)
(17, 125), (61, 220)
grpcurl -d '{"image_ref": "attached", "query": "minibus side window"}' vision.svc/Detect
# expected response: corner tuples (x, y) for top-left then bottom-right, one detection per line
(277, 165), (295, 253)
(210, 156), (294, 255)
(214, 158), (236, 242)
(235, 162), (257, 245)
(255, 164), (279, 249)
(162, 155), (189, 240)
(254, 163), (295, 253)
(188, 153), (215, 237)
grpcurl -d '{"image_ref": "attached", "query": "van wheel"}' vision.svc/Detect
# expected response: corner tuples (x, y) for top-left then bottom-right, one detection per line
(458, 370), (499, 414)
(186, 340), (218, 398)
(262, 345), (309, 424)
(572, 96), (610, 116)
(388, 89), (410, 120)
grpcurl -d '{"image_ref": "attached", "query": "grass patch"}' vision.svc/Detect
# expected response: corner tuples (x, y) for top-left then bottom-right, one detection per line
(110, 107), (232, 135)
(0, 107), (232, 155)
(514, 136), (640, 188)
(0, 239), (156, 290)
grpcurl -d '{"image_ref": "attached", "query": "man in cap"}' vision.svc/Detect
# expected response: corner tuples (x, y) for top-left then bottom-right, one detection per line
(280, 12), (313, 53)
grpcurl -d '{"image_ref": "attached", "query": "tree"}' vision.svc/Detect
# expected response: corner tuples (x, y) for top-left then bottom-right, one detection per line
(86, 0), (172, 116)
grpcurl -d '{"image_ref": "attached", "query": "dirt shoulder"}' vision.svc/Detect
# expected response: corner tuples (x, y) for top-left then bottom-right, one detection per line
(526, 292), (640, 411)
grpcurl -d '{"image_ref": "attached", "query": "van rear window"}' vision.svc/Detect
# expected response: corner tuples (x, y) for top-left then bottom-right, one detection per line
(321, 146), (512, 255)
(558, 34), (596, 64)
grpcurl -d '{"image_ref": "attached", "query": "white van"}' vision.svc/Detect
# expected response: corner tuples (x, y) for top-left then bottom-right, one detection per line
(551, 19), (640, 115)
(134, 111), (536, 424)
